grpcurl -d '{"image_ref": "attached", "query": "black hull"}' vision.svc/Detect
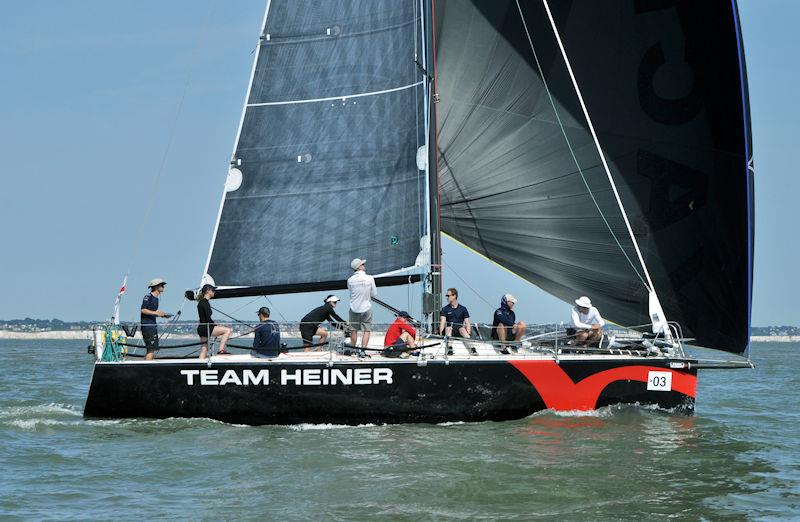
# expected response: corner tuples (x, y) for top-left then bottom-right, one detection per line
(84, 357), (697, 425)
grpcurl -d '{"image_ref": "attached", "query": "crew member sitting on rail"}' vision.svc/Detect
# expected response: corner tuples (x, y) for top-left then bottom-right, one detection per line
(492, 294), (526, 348)
(300, 295), (348, 350)
(197, 284), (232, 358)
(571, 296), (605, 346)
(140, 278), (171, 361)
(439, 287), (471, 338)
(251, 306), (282, 358)
(383, 311), (417, 358)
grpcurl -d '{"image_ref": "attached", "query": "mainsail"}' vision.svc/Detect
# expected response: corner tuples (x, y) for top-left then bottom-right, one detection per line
(204, 0), (429, 297)
(433, 0), (753, 354)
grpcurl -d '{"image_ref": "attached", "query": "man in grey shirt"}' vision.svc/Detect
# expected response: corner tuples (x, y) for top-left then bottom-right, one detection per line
(347, 257), (377, 348)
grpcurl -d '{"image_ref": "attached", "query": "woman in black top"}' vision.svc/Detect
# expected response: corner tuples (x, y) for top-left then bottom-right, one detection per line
(299, 295), (347, 350)
(197, 284), (232, 358)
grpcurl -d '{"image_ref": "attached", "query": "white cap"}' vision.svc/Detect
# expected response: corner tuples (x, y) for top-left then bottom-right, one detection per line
(324, 295), (340, 303)
(148, 278), (166, 288)
(350, 258), (366, 271)
(504, 293), (517, 304)
(575, 296), (592, 308)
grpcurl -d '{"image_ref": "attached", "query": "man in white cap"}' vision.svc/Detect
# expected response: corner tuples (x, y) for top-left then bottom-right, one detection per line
(140, 278), (171, 360)
(492, 293), (527, 345)
(347, 257), (377, 348)
(571, 296), (605, 346)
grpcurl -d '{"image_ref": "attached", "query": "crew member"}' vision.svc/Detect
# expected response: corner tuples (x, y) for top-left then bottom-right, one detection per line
(197, 284), (232, 358)
(252, 306), (282, 358)
(492, 294), (527, 345)
(571, 296), (605, 346)
(140, 278), (171, 361)
(300, 295), (347, 350)
(347, 257), (377, 349)
(439, 288), (471, 338)
(383, 311), (417, 357)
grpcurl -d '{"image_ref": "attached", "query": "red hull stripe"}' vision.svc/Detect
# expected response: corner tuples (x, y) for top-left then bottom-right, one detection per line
(509, 360), (698, 411)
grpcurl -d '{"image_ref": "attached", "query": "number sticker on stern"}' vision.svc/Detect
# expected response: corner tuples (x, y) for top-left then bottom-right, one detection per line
(647, 371), (672, 391)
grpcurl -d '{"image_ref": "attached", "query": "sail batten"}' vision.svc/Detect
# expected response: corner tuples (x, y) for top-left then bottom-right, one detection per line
(245, 81), (424, 108)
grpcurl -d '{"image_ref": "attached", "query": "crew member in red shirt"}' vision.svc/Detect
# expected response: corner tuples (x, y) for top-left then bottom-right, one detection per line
(383, 311), (417, 357)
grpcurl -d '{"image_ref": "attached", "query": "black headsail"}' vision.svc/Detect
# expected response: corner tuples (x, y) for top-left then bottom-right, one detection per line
(204, 0), (429, 298)
(433, 0), (753, 354)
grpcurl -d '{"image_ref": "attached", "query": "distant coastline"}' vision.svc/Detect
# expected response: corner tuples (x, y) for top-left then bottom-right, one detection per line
(0, 330), (797, 342)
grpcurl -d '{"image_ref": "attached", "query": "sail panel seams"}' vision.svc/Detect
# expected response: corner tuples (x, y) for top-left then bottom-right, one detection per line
(434, 0), (752, 353)
(207, 0), (427, 291)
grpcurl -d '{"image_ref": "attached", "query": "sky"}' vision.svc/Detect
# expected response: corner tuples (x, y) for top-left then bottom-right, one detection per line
(0, 0), (796, 326)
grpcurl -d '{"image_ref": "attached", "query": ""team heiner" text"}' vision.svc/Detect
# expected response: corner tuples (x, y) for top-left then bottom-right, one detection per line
(180, 368), (393, 386)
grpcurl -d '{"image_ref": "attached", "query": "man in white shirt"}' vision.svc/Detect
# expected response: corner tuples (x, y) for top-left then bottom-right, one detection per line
(571, 296), (605, 346)
(347, 258), (377, 348)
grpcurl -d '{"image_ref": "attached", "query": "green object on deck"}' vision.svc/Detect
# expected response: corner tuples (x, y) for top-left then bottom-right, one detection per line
(101, 325), (123, 362)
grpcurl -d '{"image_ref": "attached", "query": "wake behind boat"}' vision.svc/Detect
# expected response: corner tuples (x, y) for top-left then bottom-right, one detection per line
(85, 0), (755, 425)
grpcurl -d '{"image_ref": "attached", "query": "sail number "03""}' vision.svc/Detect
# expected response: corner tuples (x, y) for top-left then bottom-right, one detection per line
(646, 371), (672, 392)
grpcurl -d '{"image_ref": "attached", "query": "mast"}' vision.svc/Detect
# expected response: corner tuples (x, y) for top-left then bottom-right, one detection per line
(424, 0), (442, 331)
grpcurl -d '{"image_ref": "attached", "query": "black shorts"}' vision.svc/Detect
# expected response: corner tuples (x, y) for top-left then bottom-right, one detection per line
(491, 323), (515, 341)
(197, 324), (214, 338)
(299, 323), (318, 344)
(142, 328), (159, 352)
(382, 339), (407, 358)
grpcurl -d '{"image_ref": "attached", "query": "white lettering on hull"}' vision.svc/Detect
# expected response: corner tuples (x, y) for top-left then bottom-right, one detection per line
(181, 368), (394, 386)
(243, 369), (269, 385)
(281, 370), (302, 385)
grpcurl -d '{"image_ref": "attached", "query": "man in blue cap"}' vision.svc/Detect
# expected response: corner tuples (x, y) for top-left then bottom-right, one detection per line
(252, 306), (282, 358)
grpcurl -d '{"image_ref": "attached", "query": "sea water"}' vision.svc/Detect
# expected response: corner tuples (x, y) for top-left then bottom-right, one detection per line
(0, 340), (798, 519)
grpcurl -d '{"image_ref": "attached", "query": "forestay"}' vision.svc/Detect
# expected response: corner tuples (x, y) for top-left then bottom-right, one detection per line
(205, 0), (428, 297)
(433, 0), (753, 354)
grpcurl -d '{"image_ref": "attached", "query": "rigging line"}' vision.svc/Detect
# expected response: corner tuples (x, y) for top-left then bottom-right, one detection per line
(263, 295), (287, 322)
(514, 0), (648, 290)
(229, 294), (264, 316)
(158, 298), (188, 341)
(245, 81), (424, 107)
(538, 0), (654, 293)
(124, 0), (216, 277)
(441, 260), (494, 309)
(209, 304), (258, 329)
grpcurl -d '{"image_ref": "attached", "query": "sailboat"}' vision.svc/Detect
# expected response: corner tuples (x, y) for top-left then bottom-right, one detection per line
(84, 0), (754, 425)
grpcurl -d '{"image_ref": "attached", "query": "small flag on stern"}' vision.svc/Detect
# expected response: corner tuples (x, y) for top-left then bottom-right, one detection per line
(112, 274), (128, 325)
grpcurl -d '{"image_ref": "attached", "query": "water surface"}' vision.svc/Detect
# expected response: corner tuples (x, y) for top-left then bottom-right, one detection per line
(1, 340), (797, 519)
